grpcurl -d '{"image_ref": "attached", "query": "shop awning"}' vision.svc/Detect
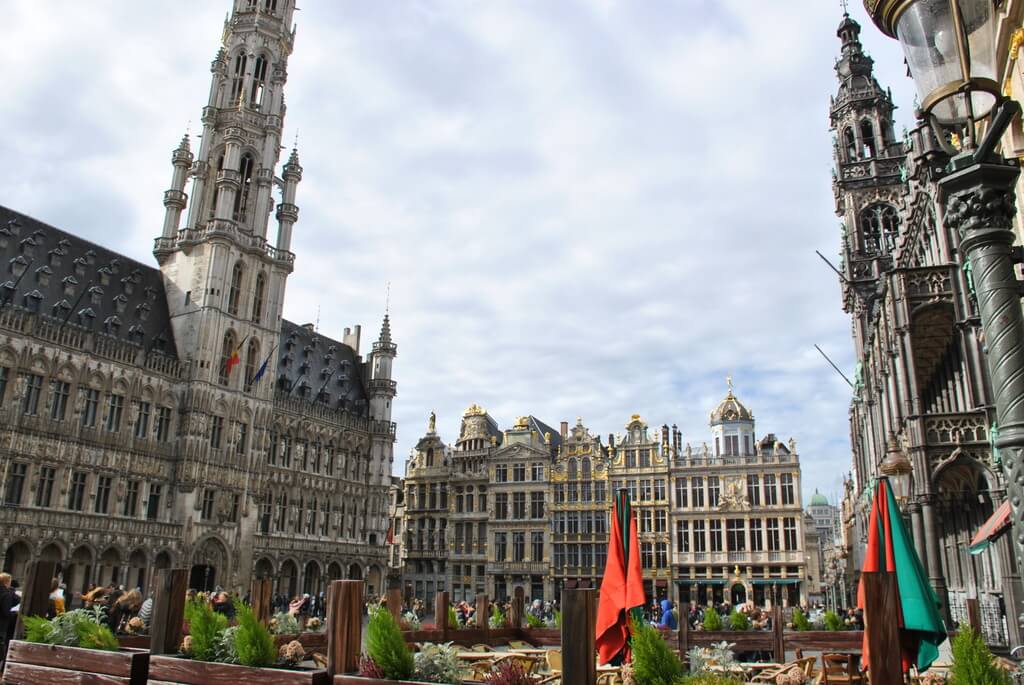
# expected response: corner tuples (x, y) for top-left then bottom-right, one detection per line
(969, 500), (1012, 555)
(750, 579), (801, 585)
(674, 579), (728, 585)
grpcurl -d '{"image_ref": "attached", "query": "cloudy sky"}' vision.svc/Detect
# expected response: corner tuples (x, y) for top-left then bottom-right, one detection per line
(2, 1), (920, 504)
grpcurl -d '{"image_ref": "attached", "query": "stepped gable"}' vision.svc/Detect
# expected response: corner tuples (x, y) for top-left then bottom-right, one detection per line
(0, 205), (177, 356)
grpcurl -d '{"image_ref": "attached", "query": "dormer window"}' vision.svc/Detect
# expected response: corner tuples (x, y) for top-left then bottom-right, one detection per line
(97, 265), (113, 286)
(19, 237), (37, 257)
(23, 290), (43, 313)
(108, 258), (120, 274)
(88, 285), (103, 306)
(112, 294), (128, 314)
(0, 227), (12, 250)
(135, 302), (151, 321)
(73, 256), (87, 277)
(9, 255), (28, 277)
(84, 250), (96, 265)
(104, 316), (122, 335)
(51, 299), (71, 317)
(62, 275), (78, 296)
(144, 286), (157, 301)
(0, 281), (14, 304)
(77, 308), (96, 329)
(35, 265), (52, 287)
(128, 324), (145, 344)
(151, 333), (168, 353)
(303, 345), (313, 357)
(47, 249), (63, 268)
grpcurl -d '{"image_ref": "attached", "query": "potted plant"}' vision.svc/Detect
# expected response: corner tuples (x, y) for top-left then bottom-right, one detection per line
(791, 608), (811, 632)
(629, 617), (685, 685)
(948, 627), (1014, 685)
(702, 607), (723, 631)
(727, 609), (750, 632)
(148, 597), (328, 684)
(6, 607), (148, 685)
(271, 609), (328, 655)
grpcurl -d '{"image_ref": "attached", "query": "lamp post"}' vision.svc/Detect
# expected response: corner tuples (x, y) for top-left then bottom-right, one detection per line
(865, 0), (1024, 620)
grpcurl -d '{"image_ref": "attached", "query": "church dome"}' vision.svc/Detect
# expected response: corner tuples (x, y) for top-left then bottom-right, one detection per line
(810, 490), (829, 507)
(709, 385), (752, 424)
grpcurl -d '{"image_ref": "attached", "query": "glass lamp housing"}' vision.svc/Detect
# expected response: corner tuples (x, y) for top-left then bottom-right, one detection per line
(893, 0), (998, 124)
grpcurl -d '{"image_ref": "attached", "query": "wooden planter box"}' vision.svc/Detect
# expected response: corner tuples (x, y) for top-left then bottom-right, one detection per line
(518, 627), (560, 646)
(148, 654), (329, 685)
(274, 632), (328, 654)
(2, 640), (148, 685)
(333, 677), (434, 685)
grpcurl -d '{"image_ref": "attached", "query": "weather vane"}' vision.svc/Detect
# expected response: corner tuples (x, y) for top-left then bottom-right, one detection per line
(840, 0), (849, 14)
(727, 375), (733, 391)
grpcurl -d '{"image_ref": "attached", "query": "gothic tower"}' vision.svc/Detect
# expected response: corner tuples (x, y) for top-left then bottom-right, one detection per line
(154, 0), (300, 393)
(369, 313), (398, 492)
(829, 13), (905, 349)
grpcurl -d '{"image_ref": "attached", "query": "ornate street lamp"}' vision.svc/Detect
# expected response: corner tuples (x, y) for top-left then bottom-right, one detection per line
(881, 433), (914, 505)
(865, 0), (1024, 616)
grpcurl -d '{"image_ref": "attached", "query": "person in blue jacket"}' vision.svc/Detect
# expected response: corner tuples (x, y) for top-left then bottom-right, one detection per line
(657, 598), (678, 629)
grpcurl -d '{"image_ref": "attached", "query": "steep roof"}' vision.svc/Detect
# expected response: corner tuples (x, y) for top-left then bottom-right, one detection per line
(0, 206), (177, 356)
(276, 319), (369, 416)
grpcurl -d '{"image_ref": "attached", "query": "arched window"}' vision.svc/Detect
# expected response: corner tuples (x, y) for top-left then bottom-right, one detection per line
(859, 204), (900, 254)
(252, 272), (266, 323)
(233, 154), (255, 223)
(219, 330), (237, 386)
(230, 53), (248, 103)
(843, 128), (856, 162)
(265, 0), (278, 10)
(568, 458), (577, 480)
(244, 338), (260, 392)
(227, 262), (243, 315)
(581, 457), (591, 479)
(250, 55), (268, 108)
(860, 119), (876, 158)
(209, 154), (224, 218)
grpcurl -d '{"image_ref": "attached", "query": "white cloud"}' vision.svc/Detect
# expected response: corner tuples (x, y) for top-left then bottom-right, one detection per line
(0, 0), (918, 504)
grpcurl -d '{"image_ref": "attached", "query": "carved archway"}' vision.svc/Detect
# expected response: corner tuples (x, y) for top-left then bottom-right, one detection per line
(190, 537), (229, 592)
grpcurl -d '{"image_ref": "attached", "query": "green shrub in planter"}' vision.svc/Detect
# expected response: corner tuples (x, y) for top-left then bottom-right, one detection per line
(184, 598), (229, 662)
(525, 612), (544, 628)
(447, 605), (460, 629)
(677, 675), (745, 685)
(629, 616), (684, 685)
(489, 604), (507, 629)
(728, 609), (750, 631)
(23, 607), (119, 651)
(269, 611), (300, 635)
(235, 602), (275, 667)
(823, 610), (843, 632)
(366, 606), (414, 680)
(702, 607), (723, 631)
(949, 627), (1012, 685)
(413, 642), (467, 683)
(791, 608), (811, 632)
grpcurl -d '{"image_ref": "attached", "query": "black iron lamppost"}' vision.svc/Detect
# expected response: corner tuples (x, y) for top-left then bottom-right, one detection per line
(865, 0), (1024, 596)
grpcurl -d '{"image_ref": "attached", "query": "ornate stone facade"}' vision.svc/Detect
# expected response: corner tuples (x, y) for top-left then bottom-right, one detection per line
(0, 0), (396, 600)
(829, 13), (1022, 648)
(400, 385), (810, 607)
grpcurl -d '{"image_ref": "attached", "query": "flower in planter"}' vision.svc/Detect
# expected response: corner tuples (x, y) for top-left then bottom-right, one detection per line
(305, 617), (322, 632)
(414, 642), (468, 683)
(125, 616), (146, 635)
(270, 611), (300, 635)
(180, 636), (194, 656)
(279, 640), (306, 666)
(481, 658), (535, 685)
(774, 666), (806, 685)
(359, 655), (386, 678)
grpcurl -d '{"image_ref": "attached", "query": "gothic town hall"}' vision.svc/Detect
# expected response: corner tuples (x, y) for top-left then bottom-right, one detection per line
(0, 0), (397, 599)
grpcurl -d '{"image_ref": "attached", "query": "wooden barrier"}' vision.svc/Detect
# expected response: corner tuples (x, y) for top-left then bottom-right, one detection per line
(386, 587), (403, 622)
(561, 588), (596, 685)
(14, 560), (56, 639)
(863, 572), (902, 684)
(510, 586), (524, 628)
(251, 577), (273, 627)
(148, 568), (188, 656)
(4, 641), (148, 685)
(326, 580), (363, 677)
(433, 591), (449, 642)
(475, 594), (489, 637)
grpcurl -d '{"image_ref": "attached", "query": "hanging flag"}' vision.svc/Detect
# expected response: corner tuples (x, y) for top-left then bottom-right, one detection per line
(596, 489), (646, 665)
(386, 523), (394, 545)
(225, 335), (248, 377)
(250, 345), (277, 386)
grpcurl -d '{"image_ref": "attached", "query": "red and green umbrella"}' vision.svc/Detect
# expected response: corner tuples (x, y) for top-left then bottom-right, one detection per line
(596, 489), (646, 665)
(857, 477), (946, 673)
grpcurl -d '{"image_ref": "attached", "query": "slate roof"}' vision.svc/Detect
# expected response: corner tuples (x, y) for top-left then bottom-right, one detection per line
(0, 206), (177, 356)
(527, 415), (562, 448)
(277, 319), (369, 417)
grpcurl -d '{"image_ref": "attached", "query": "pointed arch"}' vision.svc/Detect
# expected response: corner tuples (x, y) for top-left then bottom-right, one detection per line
(244, 337), (260, 392)
(843, 127), (856, 161)
(251, 54), (269, 108)
(227, 261), (244, 316)
(860, 119), (876, 158)
(252, 272), (266, 324)
(230, 52), (248, 103)
(233, 153), (255, 224)
(219, 329), (238, 386)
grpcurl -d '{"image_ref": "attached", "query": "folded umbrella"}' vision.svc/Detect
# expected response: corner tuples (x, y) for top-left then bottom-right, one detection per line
(596, 489), (645, 665)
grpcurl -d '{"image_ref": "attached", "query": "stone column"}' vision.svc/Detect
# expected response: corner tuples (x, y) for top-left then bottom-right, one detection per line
(921, 496), (951, 625)
(908, 501), (926, 572)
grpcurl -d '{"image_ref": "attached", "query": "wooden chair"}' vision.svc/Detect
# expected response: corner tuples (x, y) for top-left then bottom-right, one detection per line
(508, 639), (532, 650)
(596, 671), (620, 685)
(750, 658), (816, 683)
(471, 643), (493, 652)
(495, 653), (541, 674)
(545, 649), (562, 675)
(820, 653), (865, 684)
(462, 658), (496, 682)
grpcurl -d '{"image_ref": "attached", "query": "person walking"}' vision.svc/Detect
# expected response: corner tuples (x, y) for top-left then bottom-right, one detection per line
(0, 574), (18, 668)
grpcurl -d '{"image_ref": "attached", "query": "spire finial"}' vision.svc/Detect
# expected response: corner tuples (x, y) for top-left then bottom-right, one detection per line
(293, 129), (299, 150)
(727, 375), (733, 393)
(314, 304), (320, 332)
(385, 281), (391, 315)
(840, 0), (849, 14)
